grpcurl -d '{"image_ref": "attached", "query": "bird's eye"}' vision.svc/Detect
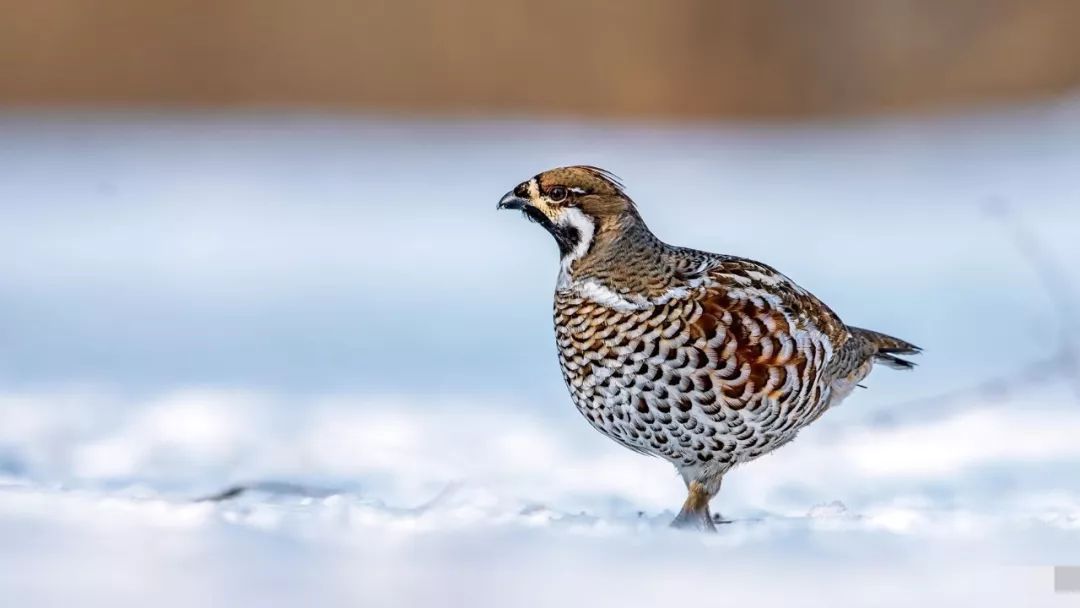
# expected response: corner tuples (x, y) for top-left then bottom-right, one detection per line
(549, 186), (568, 202)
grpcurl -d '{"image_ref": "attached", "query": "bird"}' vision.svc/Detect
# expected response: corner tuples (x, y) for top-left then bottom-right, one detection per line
(497, 165), (920, 531)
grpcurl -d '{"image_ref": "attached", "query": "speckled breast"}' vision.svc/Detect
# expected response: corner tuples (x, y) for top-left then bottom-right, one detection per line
(553, 286), (833, 471)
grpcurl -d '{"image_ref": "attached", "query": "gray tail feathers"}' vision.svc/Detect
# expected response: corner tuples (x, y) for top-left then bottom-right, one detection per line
(850, 326), (922, 370)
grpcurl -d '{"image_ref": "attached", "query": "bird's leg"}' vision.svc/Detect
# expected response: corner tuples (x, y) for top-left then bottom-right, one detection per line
(670, 480), (717, 532)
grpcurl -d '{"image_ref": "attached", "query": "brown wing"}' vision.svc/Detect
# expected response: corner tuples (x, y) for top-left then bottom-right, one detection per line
(686, 259), (847, 412)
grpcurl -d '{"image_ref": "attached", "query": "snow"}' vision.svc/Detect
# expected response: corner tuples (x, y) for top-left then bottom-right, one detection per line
(1, 102), (1080, 606)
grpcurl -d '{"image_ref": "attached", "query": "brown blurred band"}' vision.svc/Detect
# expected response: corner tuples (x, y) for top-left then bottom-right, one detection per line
(1, 0), (1078, 119)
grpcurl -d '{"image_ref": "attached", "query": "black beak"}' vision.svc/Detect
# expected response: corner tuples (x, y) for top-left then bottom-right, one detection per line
(496, 186), (573, 255)
(497, 190), (528, 210)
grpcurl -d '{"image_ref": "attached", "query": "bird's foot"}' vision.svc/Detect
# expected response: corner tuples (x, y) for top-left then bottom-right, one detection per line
(670, 480), (719, 532)
(670, 506), (718, 532)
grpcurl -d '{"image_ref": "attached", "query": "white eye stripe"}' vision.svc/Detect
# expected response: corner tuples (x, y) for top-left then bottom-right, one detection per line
(568, 187), (587, 195)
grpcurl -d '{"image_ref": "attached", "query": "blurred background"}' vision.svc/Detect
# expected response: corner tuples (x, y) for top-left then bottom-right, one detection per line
(4, 0), (1080, 118)
(3, 2), (1080, 606)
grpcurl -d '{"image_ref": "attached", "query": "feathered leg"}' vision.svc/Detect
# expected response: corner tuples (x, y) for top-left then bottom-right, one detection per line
(670, 480), (718, 532)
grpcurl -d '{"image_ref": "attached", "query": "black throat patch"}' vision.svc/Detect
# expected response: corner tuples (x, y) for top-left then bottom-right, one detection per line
(521, 206), (581, 257)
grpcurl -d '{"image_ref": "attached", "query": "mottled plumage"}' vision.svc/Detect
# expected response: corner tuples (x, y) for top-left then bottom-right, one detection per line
(498, 166), (919, 530)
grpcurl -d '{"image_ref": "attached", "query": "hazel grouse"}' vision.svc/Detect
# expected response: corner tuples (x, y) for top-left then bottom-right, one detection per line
(497, 166), (919, 531)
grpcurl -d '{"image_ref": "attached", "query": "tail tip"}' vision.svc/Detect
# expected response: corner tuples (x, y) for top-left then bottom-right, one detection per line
(874, 352), (918, 370)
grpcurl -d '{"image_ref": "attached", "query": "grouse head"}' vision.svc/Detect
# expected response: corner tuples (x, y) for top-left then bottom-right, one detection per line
(497, 166), (641, 261)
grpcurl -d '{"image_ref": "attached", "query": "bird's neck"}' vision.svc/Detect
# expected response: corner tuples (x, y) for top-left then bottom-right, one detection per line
(558, 213), (674, 297)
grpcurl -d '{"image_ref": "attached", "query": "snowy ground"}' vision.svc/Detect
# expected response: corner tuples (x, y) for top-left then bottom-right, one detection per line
(1, 102), (1080, 606)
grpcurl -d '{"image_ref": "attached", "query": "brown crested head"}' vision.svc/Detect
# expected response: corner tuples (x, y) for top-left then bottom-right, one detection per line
(496, 165), (641, 259)
(534, 165), (634, 219)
